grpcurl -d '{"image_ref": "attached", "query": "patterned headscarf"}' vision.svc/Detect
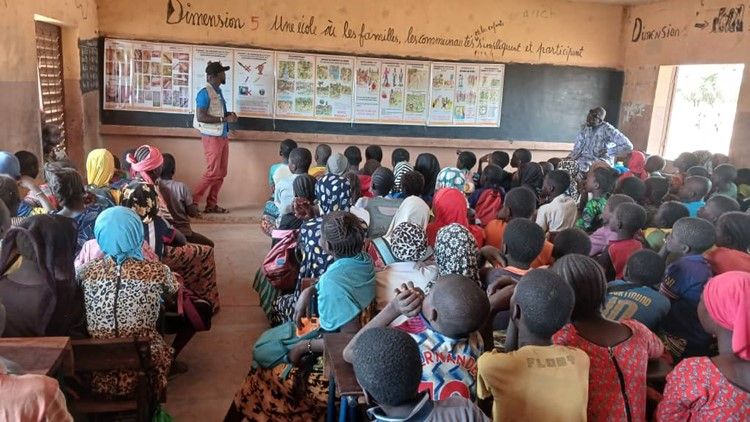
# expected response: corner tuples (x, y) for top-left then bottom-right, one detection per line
(391, 222), (428, 262)
(434, 223), (479, 283)
(120, 181), (159, 224)
(435, 167), (466, 191)
(94, 206), (145, 265)
(326, 153), (349, 176)
(557, 159), (582, 202)
(392, 161), (413, 193)
(383, 196), (431, 243)
(86, 149), (115, 187)
(316, 173), (351, 214)
(126, 145), (163, 184)
(702, 271), (750, 360)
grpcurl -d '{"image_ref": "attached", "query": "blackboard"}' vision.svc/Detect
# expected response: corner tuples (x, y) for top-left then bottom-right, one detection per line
(100, 62), (623, 143)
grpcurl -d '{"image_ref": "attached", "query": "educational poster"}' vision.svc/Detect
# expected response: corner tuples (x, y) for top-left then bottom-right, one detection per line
(378, 60), (406, 123)
(275, 52), (316, 119)
(428, 63), (456, 125)
(103, 39), (135, 109)
(159, 44), (192, 112)
(315, 55), (354, 121)
(192, 46), (234, 112)
(233, 49), (274, 117)
(476, 64), (506, 126)
(453, 64), (480, 125)
(403, 62), (430, 124)
(354, 58), (382, 122)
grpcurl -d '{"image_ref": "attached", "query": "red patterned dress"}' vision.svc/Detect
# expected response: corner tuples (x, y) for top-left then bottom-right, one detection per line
(553, 319), (664, 421)
(656, 357), (750, 421)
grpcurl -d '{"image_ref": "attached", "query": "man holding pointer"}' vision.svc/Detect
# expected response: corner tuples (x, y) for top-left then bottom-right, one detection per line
(193, 61), (238, 213)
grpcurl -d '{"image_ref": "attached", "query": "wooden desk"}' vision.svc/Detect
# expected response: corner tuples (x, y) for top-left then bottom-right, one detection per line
(324, 333), (363, 422)
(0, 337), (74, 376)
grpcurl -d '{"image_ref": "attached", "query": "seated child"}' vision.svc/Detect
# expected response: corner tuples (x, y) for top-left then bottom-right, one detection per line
(510, 148), (532, 172)
(576, 167), (616, 232)
(668, 152), (699, 193)
(552, 254), (664, 421)
(645, 154), (665, 178)
(308, 143), (331, 179)
(604, 249), (670, 330)
(589, 194), (635, 256)
(158, 153), (213, 247)
(273, 147), (312, 219)
(539, 161), (554, 176)
(478, 269), (589, 422)
(390, 148), (413, 195)
(345, 276), (490, 402)
(659, 217), (716, 361)
(515, 162), (544, 198)
(618, 150), (648, 181)
(359, 159), (381, 199)
(597, 202), (647, 280)
(536, 170), (576, 235)
(687, 165), (710, 178)
(704, 211), (750, 274)
(679, 175), (712, 217)
(351, 327), (489, 422)
(355, 167), (403, 237)
(643, 201), (689, 251)
(644, 176), (669, 209)
(436, 151), (474, 192)
(484, 187), (553, 268)
(552, 228), (592, 261)
(710, 163), (737, 199)
(269, 139), (297, 189)
(656, 272), (750, 421)
(474, 151), (512, 192)
(344, 145), (362, 173)
(399, 170), (425, 198)
(697, 194), (739, 224)
(736, 167), (750, 202)
(469, 164), (504, 227)
(366, 144), (383, 163)
(614, 176), (647, 204)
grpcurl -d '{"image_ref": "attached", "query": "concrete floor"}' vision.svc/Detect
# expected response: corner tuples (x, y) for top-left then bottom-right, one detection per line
(163, 222), (269, 421)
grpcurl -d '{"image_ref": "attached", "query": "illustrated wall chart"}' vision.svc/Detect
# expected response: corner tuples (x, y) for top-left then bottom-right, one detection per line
(103, 38), (504, 126)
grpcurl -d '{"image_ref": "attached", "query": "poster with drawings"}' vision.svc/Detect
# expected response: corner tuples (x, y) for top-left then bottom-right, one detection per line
(453, 64), (480, 125)
(428, 63), (456, 125)
(103, 39), (136, 109)
(233, 49), (274, 118)
(378, 60), (406, 123)
(159, 44), (192, 112)
(354, 58), (381, 122)
(192, 47), (234, 113)
(403, 62), (430, 124)
(315, 55), (354, 121)
(130, 41), (162, 110)
(476, 64), (506, 126)
(275, 52), (316, 119)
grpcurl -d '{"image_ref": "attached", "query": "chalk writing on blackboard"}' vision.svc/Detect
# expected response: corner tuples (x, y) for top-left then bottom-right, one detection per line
(165, 0), (255, 30)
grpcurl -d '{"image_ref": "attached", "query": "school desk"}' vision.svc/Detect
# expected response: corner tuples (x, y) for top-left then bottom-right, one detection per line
(0, 336), (74, 376)
(324, 332), (363, 422)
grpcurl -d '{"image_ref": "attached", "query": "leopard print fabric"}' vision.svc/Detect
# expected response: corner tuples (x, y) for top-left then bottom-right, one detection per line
(77, 257), (179, 397)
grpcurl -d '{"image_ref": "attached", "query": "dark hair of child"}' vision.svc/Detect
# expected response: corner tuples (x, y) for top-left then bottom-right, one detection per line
(161, 153), (176, 179)
(293, 174), (317, 201)
(503, 218), (546, 265)
(615, 176), (646, 203)
(736, 168), (750, 185)
(552, 228), (592, 260)
(699, 195), (740, 224)
(680, 176), (712, 202)
(392, 148), (410, 166)
(712, 163), (737, 186)
(547, 157), (562, 169)
(428, 275), (491, 338)
(46, 166), (85, 209)
(351, 327), (421, 407)
(14, 150), (39, 179)
(716, 212), (750, 252)
(552, 254), (607, 321)
(288, 148), (312, 174)
(539, 161), (554, 176)
(0, 176), (20, 217)
(457, 151), (477, 171)
(280, 139), (298, 159)
(365, 145), (383, 163)
(121, 148), (136, 173)
(514, 269), (575, 338)
(362, 159), (381, 176)
(344, 172), (361, 203)
(674, 152), (699, 173)
(321, 211), (366, 258)
(687, 166), (710, 178)
(491, 151), (510, 168)
(481, 164), (504, 190)
(371, 167), (395, 197)
(611, 202), (647, 238)
(315, 144), (332, 166)
(589, 167), (617, 195)
(624, 249), (665, 286)
(511, 148), (532, 168)
(644, 177), (669, 205)
(545, 170), (571, 195)
(644, 155), (665, 173)
(414, 153), (441, 198)
(113, 155), (121, 171)
(654, 201), (689, 228)
(504, 186), (537, 219)
(400, 171), (425, 198)
(671, 217), (716, 254)
(344, 146), (362, 166)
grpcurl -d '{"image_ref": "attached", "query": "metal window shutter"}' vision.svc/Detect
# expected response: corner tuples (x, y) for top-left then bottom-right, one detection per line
(35, 21), (67, 147)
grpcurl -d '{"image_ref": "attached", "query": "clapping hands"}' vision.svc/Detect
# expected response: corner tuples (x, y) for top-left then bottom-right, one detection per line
(392, 282), (425, 318)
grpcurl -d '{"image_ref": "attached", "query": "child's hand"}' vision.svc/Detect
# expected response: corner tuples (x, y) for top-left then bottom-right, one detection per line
(287, 342), (307, 366)
(393, 282), (424, 318)
(480, 245), (507, 268)
(487, 276), (517, 313)
(293, 287), (313, 329)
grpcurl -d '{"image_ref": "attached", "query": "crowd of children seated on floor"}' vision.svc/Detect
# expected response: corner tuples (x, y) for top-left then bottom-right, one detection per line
(0, 140), (749, 421)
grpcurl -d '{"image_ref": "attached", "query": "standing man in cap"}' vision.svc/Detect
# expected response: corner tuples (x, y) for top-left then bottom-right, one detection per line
(193, 61), (238, 213)
(568, 106), (633, 172)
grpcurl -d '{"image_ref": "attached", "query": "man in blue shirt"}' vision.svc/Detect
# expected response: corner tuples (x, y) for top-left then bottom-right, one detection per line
(569, 107), (633, 172)
(193, 61), (237, 213)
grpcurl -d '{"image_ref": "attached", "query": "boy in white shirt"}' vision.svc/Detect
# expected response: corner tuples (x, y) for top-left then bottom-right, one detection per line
(536, 170), (577, 237)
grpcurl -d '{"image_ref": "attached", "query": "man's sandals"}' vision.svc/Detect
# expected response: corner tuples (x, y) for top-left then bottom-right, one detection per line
(204, 205), (229, 214)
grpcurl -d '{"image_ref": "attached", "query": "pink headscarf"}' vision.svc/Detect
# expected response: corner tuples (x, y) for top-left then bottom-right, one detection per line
(627, 151), (648, 180)
(126, 145), (164, 184)
(703, 271), (750, 360)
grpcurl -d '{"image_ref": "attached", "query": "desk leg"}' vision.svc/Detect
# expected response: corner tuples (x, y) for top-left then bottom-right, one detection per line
(347, 395), (358, 422)
(327, 376), (336, 422)
(339, 396), (347, 422)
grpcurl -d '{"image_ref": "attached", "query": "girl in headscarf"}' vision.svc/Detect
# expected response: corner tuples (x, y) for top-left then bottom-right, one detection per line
(426, 188), (484, 248)
(126, 145), (173, 220)
(326, 152), (348, 176)
(0, 214), (85, 338)
(270, 173), (351, 324)
(121, 181), (220, 312)
(367, 195), (431, 268)
(433, 223), (480, 286)
(657, 271), (750, 420)
(414, 153), (441, 205)
(516, 162), (545, 199)
(392, 160), (413, 195)
(618, 150), (648, 182)
(77, 206), (179, 398)
(85, 148), (121, 207)
(557, 159), (583, 202)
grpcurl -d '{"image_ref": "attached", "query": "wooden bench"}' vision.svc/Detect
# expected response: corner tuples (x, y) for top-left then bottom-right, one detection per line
(68, 337), (155, 422)
(324, 333), (364, 422)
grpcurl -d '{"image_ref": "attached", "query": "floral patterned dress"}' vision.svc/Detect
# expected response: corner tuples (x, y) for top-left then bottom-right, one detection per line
(656, 357), (750, 421)
(553, 319), (664, 422)
(77, 257), (179, 397)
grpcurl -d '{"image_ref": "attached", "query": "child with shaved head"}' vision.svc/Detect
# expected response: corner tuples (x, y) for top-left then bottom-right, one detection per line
(679, 175), (712, 217)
